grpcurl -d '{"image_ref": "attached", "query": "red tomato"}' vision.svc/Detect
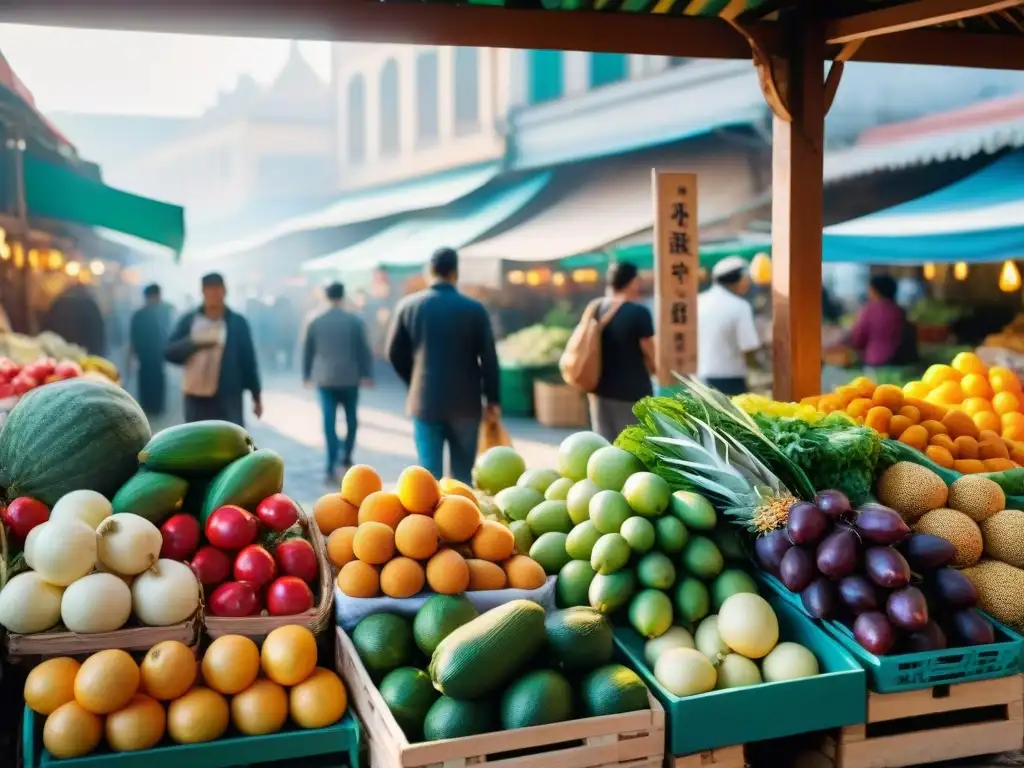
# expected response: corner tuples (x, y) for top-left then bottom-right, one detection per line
(256, 493), (300, 532)
(0, 383), (15, 399)
(24, 358), (55, 381)
(208, 581), (261, 617)
(234, 545), (277, 590)
(53, 361), (82, 380)
(205, 505), (259, 551)
(265, 576), (314, 616)
(2, 497), (49, 540)
(274, 538), (318, 583)
(160, 513), (201, 561)
(10, 374), (37, 396)
(0, 358), (20, 379)
(190, 546), (232, 586)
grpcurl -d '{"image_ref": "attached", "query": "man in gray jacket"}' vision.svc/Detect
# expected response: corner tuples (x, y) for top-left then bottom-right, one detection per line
(303, 281), (374, 482)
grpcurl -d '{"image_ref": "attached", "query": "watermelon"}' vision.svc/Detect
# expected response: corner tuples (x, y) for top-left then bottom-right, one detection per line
(0, 379), (151, 505)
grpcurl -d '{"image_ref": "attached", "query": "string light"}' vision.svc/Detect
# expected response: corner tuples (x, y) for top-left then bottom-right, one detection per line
(65, 261), (81, 277)
(571, 269), (599, 284)
(552, 272), (566, 287)
(89, 260), (106, 276)
(953, 262), (969, 281)
(923, 263), (937, 281)
(998, 261), (1021, 293)
(47, 250), (64, 270)
(507, 270), (526, 285)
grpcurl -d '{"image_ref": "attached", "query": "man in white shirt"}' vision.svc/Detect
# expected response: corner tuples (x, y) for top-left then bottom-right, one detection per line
(697, 256), (762, 396)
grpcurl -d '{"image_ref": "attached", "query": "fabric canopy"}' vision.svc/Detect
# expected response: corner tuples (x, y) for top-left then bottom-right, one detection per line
(822, 152), (1024, 265)
(559, 238), (770, 271)
(24, 153), (186, 255)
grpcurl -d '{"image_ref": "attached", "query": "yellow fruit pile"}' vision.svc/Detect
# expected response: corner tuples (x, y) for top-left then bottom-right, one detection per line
(25, 625), (346, 758)
(320, 465), (545, 600)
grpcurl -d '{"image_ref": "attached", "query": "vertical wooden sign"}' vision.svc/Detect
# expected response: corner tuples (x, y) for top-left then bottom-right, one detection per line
(652, 170), (699, 386)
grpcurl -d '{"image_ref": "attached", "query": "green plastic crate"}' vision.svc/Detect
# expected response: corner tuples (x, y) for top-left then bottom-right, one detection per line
(614, 593), (866, 756)
(22, 707), (360, 768)
(759, 573), (1024, 693)
(499, 365), (558, 417)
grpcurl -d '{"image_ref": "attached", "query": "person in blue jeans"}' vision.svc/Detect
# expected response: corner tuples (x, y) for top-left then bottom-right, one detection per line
(302, 281), (374, 483)
(386, 248), (501, 484)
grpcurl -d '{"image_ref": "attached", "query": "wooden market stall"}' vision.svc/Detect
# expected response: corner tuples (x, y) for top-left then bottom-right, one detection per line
(5, 0), (1023, 403)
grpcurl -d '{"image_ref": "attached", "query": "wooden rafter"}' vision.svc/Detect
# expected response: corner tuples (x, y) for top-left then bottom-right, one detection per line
(852, 26), (1024, 69)
(825, 0), (1024, 44)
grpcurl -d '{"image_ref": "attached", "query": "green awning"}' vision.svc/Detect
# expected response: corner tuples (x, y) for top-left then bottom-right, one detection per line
(23, 153), (186, 255)
(558, 238), (770, 271)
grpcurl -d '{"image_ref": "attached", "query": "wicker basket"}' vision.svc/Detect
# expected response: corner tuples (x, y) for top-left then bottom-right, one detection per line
(534, 379), (590, 428)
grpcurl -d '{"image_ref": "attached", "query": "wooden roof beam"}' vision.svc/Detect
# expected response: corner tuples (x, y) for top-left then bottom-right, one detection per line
(825, 0), (1023, 44)
(849, 26), (1024, 69)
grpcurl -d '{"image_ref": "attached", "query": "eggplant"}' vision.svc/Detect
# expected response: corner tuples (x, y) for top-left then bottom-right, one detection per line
(932, 567), (979, 609)
(755, 530), (792, 576)
(904, 620), (948, 652)
(951, 609), (996, 646)
(801, 577), (839, 619)
(816, 528), (859, 580)
(865, 547), (911, 589)
(853, 611), (897, 655)
(814, 489), (851, 520)
(886, 586), (929, 631)
(855, 506), (911, 546)
(780, 546), (816, 593)
(838, 574), (880, 615)
(900, 534), (956, 572)
(787, 502), (829, 547)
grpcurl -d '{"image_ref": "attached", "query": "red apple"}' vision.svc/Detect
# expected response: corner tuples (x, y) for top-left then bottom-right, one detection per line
(256, 493), (300, 532)
(0, 358), (20, 379)
(24, 358), (55, 381)
(234, 545), (277, 590)
(208, 581), (261, 617)
(160, 513), (201, 561)
(53, 360), (82, 380)
(205, 505), (259, 551)
(275, 538), (318, 583)
(2, 497), (49, 541)
(10, 374), (37, 396)
(266, 576), (314, 616)
(190, 546), (232, 586)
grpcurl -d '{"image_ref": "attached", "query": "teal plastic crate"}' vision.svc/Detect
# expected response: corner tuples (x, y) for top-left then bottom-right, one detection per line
(759, 572), (1024, 693)
(614, 593), (866, 756)
(22, 707), (360, 768)
(499, 365), (558, 417)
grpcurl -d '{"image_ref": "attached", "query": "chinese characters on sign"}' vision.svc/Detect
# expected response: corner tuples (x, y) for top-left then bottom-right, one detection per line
(653, 171), (698, 386)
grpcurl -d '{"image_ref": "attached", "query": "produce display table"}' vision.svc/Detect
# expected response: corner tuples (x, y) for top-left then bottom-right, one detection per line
(499, 364), (558, 417)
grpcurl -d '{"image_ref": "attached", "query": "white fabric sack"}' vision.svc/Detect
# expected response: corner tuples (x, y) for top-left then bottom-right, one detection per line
(334, 576), (557, 632)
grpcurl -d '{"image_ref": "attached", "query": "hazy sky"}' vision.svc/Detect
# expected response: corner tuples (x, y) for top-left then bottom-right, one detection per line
(0, 24), (332, 116)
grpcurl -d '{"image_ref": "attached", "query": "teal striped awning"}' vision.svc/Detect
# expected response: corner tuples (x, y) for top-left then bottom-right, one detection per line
(558, 238), (770, 271)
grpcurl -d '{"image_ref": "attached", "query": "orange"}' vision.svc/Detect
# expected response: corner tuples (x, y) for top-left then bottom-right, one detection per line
(439, 478), (478, 505)
(953, 459), (986, 474)
(433, 495), (483, 543)
(261, 624), (318, 687)
(942, 410), (980, 440)
(952, 351), (988, 376)
(466, 559), (507, 591)
(1004, 424), (1024, 442)
(922, 364), (961, 387)
(902, 381), (931, 400)
(337, 560), (380, 598)
(920, 419), (948, 437)
(973, 410), (1002, 434)
(984, 458), (1018, 471)
(954, 435), (980, 460)
(394, 514), (439, 560)
(993, 390), (1021, 416)
(960, 397), (993, 416)
(907, 397), (946, 422)
(887, 415), (913, 438)
(929, 380), (964, 405)
(960, 374), (993, 400)
(990, 366), (1022, 394)
(930, 433), (957, 455)
(397, 466), (442, 514)
(74, 649), (140, 715)
(358, 491), (407, 530)
(352, 521), (396, 564)
(871, 384), (904, 411)
(925, 445), (955, 469)
(327, 526), (358, 568)
(864, 406), (891, 434)
(43, 701), (103, 759)
(898, 425), (928, 451)
(231, 678), (289, 736)
(817, 395), (841, 413)
(167, 687), (229, 744)
(290, 668), (348, 730)
(105, 694), (166, 752)
(140, 641), (197, 701)
(979, 438), (1010, 461)
(24, 657), (80, 716)
(1003, 411), (1024, 430)
(846, 398), (874, 421)
(380, 557), (426, 598)
(503, 555), (547, 590)
(340, 464), (383, 507)
(425, 548), (471, 595)
(313, 493), (359, 535)
(834, 386), (859, 408)
(849, 376), (876, 398)
(471, 520), (516, 562)
(899, 405), (921, 423)
(201, 635), (261, 695)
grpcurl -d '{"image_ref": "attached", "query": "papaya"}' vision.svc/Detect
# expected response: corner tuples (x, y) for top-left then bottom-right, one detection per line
(200, 449), (285, 523)
(112, 470), (190, 524)
(139, 420), (254, 475)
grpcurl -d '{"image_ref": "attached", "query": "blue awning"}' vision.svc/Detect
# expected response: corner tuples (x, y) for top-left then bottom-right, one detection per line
(822, 152), (1024, 265)
(302, 173), (551, 273)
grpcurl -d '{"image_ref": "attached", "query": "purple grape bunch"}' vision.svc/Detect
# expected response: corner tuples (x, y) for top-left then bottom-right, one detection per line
(755, 489), (994, 656)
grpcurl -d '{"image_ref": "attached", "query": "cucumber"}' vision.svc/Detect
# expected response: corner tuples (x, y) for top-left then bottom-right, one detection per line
(112, 470), (190, 524)
(429, 599), (546, 700)
(200, 449), (285, 522)
(139, 420), (254, 475)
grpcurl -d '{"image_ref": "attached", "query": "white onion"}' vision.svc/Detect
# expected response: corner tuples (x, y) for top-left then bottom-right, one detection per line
(61, 572), (132, 634)
(96, 514), (162, 576)
(0, 572), (64, 634)
(50, 490), (112, 530)
(31, 520), (97, 587)
(131, 559), (200, 626)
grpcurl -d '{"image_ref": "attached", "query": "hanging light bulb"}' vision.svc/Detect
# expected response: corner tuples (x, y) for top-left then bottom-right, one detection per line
(89, 260), (105, 276)
(999, 260), (1021, 293)
(749, 252), (772, 286)
(953, 262), (969, 281)
(923, 263), (937, 281)
(65, 261), (81, 277)
(552, 272), (566, 287)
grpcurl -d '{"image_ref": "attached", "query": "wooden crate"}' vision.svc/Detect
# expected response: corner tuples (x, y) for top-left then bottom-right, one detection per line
(336, 627), (665, 768)
(671, 745), (745, 767)
(533, 380), (589, 429)
(824, 675), (1024, 768)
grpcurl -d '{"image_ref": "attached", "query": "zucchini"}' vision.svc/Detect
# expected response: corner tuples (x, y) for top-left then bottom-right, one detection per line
(139, 420), (254, 475)
(201, 449), (285, 523)
(112, 470), (190, 524)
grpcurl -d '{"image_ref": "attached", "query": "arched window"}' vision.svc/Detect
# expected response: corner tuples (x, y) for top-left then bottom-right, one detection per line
(589, 53), (628, 89)
(379, 59), (400, 157)
(416, 50), (439, 145)
(453, 47), (480, 133)
(347, 74), (366, 165)
(526, 50), (564, 105)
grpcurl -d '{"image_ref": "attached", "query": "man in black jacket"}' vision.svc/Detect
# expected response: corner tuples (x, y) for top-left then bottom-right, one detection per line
(386, 248), (500, 483)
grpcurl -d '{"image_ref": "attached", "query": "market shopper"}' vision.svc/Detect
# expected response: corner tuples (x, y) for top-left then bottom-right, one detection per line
(43, 284), (106, 356)
(696, 256), (762, 396)
(587, 261), (656, 442)
(386, 247), (500, 484)
(128, 284), (172, 417)
(165, 273), (262, 427)
(303, 281), (374, 483)
(842, 274), (917, 367)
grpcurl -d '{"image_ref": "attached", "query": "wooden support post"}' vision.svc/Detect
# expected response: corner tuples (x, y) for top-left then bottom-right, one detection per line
(770, 22), (826, 402)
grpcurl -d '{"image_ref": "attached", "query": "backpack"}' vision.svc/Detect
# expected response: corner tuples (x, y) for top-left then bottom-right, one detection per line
(559, 299), (622, 393)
